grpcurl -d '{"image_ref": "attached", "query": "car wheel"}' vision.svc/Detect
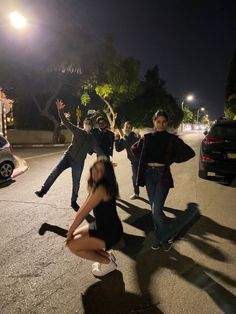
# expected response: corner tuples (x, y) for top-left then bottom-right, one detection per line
(0, 161), (14, 179)
(198, 169), (208, 180)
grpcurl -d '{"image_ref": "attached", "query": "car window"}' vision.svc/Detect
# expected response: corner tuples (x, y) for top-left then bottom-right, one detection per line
(0, 136), (8, 148)
(210, 125), (236, 140)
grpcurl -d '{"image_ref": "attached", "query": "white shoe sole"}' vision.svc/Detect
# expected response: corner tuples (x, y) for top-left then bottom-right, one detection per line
(92, 260), (117, 277)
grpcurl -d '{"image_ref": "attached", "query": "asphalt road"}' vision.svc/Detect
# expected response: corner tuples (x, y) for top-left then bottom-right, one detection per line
(0, 132), (236, 314)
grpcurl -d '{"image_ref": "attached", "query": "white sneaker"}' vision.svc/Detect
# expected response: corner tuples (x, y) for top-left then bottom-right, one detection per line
(109, 252), (116, 263)
(92, 260), (117, 277)
(92, 262), (100, 271)
(129, 194), (139, 200)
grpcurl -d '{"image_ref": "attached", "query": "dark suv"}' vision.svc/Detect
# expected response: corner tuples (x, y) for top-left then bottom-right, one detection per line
(198, 119), (236, 180)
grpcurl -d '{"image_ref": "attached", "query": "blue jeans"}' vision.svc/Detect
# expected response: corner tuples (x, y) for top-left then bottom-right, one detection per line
(42, 153), (84, 203)
(131, 160), (140, 195)
(145, 167), (170, 244)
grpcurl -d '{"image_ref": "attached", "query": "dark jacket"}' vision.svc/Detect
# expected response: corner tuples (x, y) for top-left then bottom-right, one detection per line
(115, 131), (140, 163)
(59, 109), (103, 163)
(92, 128), (115, 158)
(131, 131), (195, 187)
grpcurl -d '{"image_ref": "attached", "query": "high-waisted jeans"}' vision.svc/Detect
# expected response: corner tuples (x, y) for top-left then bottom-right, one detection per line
(145, 166), (171, 244)
(41, 153), (84, 203)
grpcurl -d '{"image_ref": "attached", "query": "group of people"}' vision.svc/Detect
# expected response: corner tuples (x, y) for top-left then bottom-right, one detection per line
(35, 99), (195, 277)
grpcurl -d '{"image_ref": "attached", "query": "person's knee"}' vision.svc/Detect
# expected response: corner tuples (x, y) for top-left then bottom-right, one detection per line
(67, 240), (81, 254)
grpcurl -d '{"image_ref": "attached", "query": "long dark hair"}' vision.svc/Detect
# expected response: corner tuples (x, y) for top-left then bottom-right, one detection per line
(87, 156), (119, 198)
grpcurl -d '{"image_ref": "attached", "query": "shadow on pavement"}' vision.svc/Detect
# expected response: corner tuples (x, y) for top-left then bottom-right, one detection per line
(136, 248), (236, 314)
(38, 200), (236, 313)
(0, 178), (16, 188)
(81, 271), (163, 314)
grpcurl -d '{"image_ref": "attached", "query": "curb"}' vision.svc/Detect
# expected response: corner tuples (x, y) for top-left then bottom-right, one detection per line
(13, 144), (69, 148)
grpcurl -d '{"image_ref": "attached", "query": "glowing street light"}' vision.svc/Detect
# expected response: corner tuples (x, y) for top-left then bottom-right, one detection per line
(181, 94), (194, 110)
(9, 11), (27, 29)
(196, 107), (205, 123)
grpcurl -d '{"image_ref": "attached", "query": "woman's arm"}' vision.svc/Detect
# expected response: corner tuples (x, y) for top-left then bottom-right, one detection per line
(66, 186), (106, 242)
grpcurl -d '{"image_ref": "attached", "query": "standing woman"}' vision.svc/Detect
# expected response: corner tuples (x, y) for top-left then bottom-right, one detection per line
(131, 110), (195, 250)
(66, 156), (123, 277)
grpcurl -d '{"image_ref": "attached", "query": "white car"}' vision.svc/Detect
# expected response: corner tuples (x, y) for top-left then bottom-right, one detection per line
(0, 135), (16, 179)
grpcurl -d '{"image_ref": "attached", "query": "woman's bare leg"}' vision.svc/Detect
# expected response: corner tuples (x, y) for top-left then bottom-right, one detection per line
(67, 225), (110, 264)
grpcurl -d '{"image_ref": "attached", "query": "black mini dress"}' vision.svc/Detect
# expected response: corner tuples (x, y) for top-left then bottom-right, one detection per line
(89, 197), (123, 250)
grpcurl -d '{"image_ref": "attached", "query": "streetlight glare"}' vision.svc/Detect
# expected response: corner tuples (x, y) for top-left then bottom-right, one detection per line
(186, 95), (194, 101)
(9, 11), (27, 29)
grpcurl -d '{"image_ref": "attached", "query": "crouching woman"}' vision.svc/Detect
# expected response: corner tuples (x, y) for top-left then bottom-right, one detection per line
(66, 156), (123, 277)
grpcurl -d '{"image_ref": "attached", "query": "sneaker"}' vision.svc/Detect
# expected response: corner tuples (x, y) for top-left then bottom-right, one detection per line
(35, 190), (45, 198)
(92, 262), (100, 270)
(71, 201), (80, 212)
(129, 194), (139, 200)
(92, 260), (117, 277)
(151, 241), (161, 250)
(109, 251), (116, 263)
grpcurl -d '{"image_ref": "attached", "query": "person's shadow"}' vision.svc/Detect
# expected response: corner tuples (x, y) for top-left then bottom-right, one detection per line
(0, 178), (16, 188)
(81, 271), (163, 314)
(135, 247), (236, 314)
(38, 200), (236, 312)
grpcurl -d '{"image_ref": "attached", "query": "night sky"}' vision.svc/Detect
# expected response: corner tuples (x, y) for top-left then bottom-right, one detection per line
(74, 0), (236, 120)
(2, 0), (236, 120)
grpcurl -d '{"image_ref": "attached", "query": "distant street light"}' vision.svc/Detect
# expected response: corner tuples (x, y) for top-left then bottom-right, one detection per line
(9, 11), (27, 29)
(181, 94), (194, 131)
(196, 107), (205, 123)
(181, 94), (194, 110)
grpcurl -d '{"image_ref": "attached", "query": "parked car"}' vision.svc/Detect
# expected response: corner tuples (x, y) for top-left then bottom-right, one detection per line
(0, 134), (16, 179)
(199, 119), (236, 180)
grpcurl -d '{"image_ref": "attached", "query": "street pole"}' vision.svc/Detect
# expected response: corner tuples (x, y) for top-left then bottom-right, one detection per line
(196, 109), (199, 124)
(196, 107), (205, 124)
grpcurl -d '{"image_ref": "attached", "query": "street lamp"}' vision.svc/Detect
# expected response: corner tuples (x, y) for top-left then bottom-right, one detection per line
(9, 11), (27, 29)
(196, 107), (205, 123)
(181, 94), (194, 110)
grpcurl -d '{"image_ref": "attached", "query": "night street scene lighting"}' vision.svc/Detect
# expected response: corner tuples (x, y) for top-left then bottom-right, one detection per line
(9, 11), (27, 29)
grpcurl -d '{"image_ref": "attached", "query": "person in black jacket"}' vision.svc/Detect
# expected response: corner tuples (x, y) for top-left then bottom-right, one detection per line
(131, 110), (195, 251)
(115, 121), (140, 199)
(35, 99), (104, 211)
(92, 116), (115, 160)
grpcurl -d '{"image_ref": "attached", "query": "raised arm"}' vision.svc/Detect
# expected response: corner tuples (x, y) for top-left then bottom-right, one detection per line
(56, 99), (82, 135)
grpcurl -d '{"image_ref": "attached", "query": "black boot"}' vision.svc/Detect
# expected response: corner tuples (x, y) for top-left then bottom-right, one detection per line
(71, 201), (80, 212)
(35, 190), (45, 198)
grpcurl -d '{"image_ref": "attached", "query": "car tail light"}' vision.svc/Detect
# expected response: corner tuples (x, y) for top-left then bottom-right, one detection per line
(203, 136), (225, 144)
(202, 155), (214, 161)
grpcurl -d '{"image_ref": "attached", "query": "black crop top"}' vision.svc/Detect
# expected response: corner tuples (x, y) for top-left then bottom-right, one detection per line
(146, 131), (171, 163)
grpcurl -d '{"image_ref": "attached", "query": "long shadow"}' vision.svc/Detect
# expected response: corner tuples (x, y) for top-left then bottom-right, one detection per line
(136, 248), (236, 313)
(81, 270), (163, 314)
(0, 178), (16, 188)
(38, 201), (236, 312)
(117, 200), (201, 255)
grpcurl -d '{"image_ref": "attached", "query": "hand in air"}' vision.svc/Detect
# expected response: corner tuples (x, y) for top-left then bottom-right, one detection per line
(56, 99), (65, 110)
